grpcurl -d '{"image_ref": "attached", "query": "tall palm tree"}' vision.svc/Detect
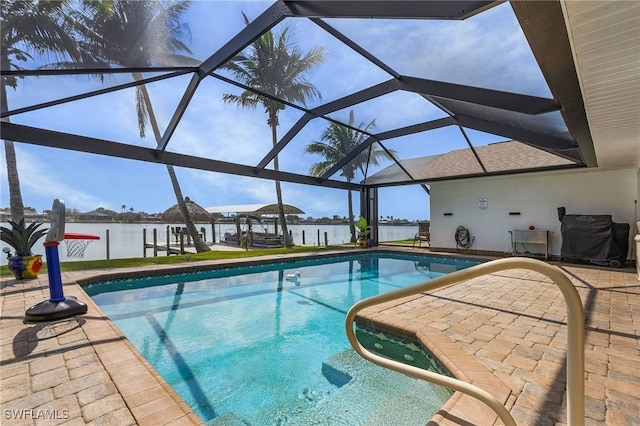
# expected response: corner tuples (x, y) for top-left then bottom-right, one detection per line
(73, 0), (209, 252)
(1, 0), (82, 222)
(222, 16), (325, 248)
(305, 110), (395, 243)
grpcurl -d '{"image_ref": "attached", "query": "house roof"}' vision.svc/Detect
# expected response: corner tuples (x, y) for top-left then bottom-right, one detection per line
(365, 140), (576, 185)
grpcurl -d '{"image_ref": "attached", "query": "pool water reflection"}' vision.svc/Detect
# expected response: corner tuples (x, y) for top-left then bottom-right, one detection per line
(85, 253), (479, 424)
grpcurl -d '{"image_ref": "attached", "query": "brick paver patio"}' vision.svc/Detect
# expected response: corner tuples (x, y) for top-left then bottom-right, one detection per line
(1, 250), (638, 425)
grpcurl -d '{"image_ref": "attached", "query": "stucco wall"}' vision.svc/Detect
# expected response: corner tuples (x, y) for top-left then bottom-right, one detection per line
(430, 168), (638, 258)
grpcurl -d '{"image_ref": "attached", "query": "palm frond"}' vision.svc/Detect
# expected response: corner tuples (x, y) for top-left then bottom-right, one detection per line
(221, 16), (326, 115)
(305, 110), (394, 182)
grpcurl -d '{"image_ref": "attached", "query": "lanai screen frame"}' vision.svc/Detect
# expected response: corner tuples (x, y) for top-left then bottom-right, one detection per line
(1, 0), (595, 237)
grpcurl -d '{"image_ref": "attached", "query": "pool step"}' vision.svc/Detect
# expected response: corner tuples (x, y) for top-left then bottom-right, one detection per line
(260, 349), (452, 425)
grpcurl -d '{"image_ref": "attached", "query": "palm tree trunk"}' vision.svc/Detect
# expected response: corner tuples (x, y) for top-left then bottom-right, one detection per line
(274, 180), (289, 246)
(165, 164), (210, 251)
(164, 165), (210, 253)
(134, 73), (209, 252)
(2, 82), (25, 222)
(270, 115), (291, 248)
(347, 190), (356, 243)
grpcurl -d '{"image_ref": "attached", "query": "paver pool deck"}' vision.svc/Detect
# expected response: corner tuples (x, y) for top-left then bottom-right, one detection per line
(1, 249), (638, 425)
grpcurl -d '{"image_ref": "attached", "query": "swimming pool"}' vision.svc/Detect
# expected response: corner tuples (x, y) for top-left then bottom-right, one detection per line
(85, 252), (480, 425)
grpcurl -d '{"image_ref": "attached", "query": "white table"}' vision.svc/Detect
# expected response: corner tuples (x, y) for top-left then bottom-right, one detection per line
(509, 230), (552, 260)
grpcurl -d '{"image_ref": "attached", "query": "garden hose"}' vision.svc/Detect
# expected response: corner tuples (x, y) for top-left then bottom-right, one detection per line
(455, 226), (474, 249)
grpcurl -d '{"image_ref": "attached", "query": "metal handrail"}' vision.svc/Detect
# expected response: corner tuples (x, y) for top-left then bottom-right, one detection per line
(345, 257), (585, 426)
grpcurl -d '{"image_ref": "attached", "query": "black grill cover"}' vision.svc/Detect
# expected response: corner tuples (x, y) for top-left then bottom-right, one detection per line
(560, 214), (629, 264)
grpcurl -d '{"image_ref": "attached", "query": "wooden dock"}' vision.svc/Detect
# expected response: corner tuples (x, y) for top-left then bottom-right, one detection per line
(143, 227), (244, 257)
(144, 243), (193, 255)
(144, 241), (244, 257)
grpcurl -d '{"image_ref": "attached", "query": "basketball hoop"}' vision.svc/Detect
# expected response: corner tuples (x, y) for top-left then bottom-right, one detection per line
(64, 233), (100, 259)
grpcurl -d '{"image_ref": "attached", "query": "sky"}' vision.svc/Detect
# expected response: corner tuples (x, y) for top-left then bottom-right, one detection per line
(0, 1), (551, 221)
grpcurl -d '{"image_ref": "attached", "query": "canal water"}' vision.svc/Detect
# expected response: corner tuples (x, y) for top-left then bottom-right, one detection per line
(1, 222), (418, 261)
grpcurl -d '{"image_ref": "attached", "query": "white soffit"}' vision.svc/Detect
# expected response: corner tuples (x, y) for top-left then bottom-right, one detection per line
(561, 0), (640, 170)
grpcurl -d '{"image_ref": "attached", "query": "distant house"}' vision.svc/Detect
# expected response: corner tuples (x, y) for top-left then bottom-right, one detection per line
(0, 208), (44, 222)
(140, 214), (163, 222)
(24, 208), (44, 221)
(77, 210), (112, 222)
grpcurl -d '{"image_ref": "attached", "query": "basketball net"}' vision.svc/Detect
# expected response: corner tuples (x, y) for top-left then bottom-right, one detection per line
(64, 239), (95, 259)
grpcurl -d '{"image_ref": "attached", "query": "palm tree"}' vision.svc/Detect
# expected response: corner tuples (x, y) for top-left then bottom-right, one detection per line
(1, 0), (82, 222)
(305, 110), (395, 243)
(222, 15), (325, 248)
(73, 0), (209, 252)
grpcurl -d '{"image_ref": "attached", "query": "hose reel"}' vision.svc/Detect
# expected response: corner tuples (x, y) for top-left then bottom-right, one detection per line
(455, 226), (474, 249)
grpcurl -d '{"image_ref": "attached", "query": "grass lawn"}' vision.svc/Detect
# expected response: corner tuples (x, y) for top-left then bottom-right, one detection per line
(1, 241), (422, 278)
(0, 245), (355, 277)
(385, 239), (416, 245)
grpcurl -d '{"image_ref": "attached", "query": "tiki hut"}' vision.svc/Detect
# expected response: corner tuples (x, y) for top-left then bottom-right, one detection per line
(161, 197), (213, 223)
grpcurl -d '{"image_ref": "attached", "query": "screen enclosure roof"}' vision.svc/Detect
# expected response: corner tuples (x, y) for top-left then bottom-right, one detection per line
(3, 0), (627, 193)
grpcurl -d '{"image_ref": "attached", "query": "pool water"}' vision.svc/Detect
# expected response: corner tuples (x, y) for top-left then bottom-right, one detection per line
(85, 253), (479, 425)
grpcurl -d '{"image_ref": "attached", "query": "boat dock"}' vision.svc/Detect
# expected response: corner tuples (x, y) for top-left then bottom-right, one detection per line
(143, 226), (242, 256)
(143, 241), (244, 256)
(144, 242), (188, 256)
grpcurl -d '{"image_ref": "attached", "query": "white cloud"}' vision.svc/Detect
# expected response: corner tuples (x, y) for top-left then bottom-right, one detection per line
(326, 3), (549, 97)
(165, 79), (274, 163)
(1, 147), (111, 211)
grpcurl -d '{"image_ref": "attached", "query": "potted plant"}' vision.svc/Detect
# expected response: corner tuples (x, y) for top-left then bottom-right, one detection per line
(355, 216), (371, 248)
(1, 219), (48, 279)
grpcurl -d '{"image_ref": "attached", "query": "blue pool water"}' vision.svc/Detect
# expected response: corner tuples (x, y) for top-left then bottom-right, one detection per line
(85, 252), (480, 425)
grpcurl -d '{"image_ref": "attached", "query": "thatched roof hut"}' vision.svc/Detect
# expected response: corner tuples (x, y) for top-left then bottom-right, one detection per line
(161, 197), (213, 223)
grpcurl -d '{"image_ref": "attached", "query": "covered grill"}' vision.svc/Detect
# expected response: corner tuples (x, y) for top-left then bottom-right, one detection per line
(558, 207), (630, 267)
